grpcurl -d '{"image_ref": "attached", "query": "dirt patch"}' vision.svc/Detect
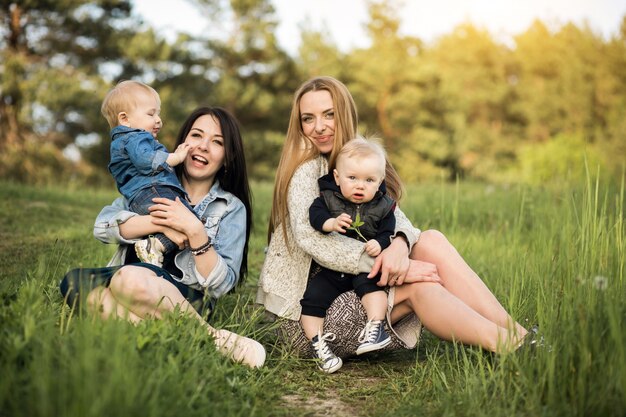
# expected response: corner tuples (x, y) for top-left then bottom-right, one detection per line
(281, 392), (358, 417)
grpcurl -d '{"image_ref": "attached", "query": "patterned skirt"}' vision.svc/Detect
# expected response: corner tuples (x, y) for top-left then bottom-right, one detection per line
(276, 264), (422, 359)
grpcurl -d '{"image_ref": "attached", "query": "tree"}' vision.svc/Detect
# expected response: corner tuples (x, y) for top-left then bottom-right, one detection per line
(0, 0), (167, 184)
(187, 0), (298, 179)
(349, 0), (417, 146)
(296, 25), (345, 80)
(0, 0), (141, 150)
(514, 20), (612, 142)
(346, 0), (434, 182)
(423, 23), (520, 180)
(513, 19), (624, 181)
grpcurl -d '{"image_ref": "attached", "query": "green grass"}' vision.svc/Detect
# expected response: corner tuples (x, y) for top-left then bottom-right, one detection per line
(0, 176), (624, 417)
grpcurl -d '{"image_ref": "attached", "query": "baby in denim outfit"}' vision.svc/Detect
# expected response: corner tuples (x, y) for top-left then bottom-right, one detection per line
(102, 80), (192, 267)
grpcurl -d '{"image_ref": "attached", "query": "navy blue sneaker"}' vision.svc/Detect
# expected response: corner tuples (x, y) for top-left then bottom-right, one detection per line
(356, 320), (391, 355)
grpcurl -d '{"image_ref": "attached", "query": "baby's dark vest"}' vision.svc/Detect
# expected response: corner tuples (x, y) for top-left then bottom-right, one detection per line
(320, 190), (395, 241)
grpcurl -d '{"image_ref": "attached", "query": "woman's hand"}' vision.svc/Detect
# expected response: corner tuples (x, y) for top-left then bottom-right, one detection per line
(403, 260), (442, 285)
(160, 227), (188, 250)
(369, 237), (443, 287)
(369, 237), (410, 287)
(149, 197), (203, 238)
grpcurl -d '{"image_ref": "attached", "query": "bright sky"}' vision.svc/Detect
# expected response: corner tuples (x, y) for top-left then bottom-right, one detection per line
(133, 0), (626, 54)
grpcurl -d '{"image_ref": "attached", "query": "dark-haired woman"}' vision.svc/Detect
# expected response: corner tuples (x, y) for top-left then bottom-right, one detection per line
(61, 107), (265, 368)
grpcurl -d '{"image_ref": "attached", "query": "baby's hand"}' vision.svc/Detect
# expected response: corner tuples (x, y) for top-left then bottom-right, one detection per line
(332, 213), (352, 232)
(170, 143), (191, 166)
(322, 213), (351, 233)
(364, 239), (381, 256)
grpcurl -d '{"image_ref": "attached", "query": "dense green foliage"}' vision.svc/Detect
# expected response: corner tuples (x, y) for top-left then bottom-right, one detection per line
(0, 175), (624, 416)
(1, 0), (625, 185)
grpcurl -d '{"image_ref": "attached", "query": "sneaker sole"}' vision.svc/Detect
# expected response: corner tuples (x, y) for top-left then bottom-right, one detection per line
(135, 243), (154, 263)
(135, 242), (162, 266)
(319, 357), (343, 374)
(356, 337), (392, 355)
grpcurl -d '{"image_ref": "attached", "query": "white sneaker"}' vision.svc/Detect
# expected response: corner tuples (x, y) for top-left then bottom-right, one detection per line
(213, 329), (266, 369)
(135, 236), (164, 267)
(311, 332), (342, 373)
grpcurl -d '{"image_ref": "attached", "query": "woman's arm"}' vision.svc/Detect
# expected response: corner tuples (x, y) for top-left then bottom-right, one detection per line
(94, 197), (140, 244)
(149, 197), (246, 297)
(94, 196), (186, 247)
(393, 206), (421, 249)
(287, 160), (365, 274)
(118, 215), (162, 239)
(118, 215), (188, 249)
(368, 206), (424, 286)
(196, 200), (247, 296)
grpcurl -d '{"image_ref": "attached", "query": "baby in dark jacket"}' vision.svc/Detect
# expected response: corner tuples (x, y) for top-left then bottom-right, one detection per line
(303, 136), (396, 373)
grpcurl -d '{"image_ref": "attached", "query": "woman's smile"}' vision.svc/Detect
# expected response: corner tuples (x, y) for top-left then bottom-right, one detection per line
(190, 153), (208, 166)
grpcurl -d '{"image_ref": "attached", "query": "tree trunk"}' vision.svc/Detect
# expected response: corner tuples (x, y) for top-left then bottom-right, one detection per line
(0, 103), (21, 148)
(0, 3), (24, 149)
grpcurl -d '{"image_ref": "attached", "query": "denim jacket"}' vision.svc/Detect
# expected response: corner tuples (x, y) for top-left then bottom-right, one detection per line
(108, 125), (186, 203)
(94, 180), (246, 299)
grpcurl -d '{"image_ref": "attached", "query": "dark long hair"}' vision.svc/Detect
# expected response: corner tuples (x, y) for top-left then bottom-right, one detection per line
(174, 107), (253, 283)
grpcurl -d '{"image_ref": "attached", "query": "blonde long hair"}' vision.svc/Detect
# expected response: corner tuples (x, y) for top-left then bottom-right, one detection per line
(268, 76), (403, 242)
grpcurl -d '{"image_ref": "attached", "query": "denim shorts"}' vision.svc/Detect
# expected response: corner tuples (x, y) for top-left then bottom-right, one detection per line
(59, 262), (213, 320)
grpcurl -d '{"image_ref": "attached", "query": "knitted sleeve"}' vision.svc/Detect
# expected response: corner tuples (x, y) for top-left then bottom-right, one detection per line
(287, 158), (364, 275)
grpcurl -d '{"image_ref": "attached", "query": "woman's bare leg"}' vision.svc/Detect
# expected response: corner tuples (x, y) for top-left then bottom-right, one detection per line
(392, 282), (518, 353)
(86, 286), (142, 324)
(412, 230), (527, 338)
(86, 266), (266, 368)
(106, 266), (202, 321)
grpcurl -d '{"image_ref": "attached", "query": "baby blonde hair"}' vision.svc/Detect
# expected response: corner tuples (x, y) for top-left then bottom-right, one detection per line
(100, 80), (160, 128)
(336, 135), (387, 178)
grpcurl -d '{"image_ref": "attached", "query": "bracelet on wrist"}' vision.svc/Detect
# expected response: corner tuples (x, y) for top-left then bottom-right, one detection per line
(189, 238), (212, 256)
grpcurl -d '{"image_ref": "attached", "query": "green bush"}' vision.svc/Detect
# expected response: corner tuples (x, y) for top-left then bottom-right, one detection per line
(517, 133), (605, 185)
(0, 140), (109, 187)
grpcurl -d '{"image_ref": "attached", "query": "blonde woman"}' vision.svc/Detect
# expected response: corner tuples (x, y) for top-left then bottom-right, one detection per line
(257, 76), (531, 367)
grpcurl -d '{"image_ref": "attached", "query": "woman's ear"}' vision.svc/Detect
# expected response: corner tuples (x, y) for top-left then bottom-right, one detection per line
(117, 112), (129, 127)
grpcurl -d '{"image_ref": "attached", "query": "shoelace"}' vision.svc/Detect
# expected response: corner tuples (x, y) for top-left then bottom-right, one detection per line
(312, 332), (337, 360)
(358, 320), (381, 344)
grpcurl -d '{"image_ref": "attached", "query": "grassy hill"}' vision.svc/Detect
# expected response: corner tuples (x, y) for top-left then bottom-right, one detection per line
(0, 178), (624, 417)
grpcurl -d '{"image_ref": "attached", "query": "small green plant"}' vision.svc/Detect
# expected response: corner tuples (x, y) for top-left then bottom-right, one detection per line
(347, 213), (367, 242)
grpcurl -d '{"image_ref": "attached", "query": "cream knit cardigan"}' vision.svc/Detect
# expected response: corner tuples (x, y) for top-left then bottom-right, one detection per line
(257, 156), (422, 344)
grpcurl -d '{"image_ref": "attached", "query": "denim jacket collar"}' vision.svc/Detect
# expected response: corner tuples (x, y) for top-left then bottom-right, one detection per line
(110, 125), (143, 140)
(193, 179), (232, 216)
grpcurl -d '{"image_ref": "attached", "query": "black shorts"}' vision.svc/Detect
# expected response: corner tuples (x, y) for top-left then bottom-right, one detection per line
(300, 261), (384, 318)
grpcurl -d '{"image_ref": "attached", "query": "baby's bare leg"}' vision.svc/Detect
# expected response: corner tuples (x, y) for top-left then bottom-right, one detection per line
(360, 290), (387, 321)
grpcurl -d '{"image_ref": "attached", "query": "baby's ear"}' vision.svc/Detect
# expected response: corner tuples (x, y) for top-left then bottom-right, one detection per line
(117, 112), (129, 126)
(333, 168), (340, 185)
